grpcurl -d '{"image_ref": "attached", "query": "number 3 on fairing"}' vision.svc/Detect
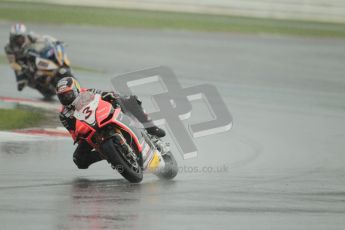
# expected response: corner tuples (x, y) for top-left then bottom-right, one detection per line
(83, 106), (92, 119)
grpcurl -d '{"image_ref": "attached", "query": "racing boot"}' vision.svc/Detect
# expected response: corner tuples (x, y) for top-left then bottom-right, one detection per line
(73, 142), (104, 169)
(146, 126), (166, 138)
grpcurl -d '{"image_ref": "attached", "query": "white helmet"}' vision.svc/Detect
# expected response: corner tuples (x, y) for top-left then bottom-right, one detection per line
(10, 23), (27, 36)
(9, 23), (27, 48)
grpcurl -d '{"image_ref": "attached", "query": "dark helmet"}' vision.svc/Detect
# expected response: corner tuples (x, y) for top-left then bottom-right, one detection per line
(56, 77), (81, 106)
(9, 23), (27, 48)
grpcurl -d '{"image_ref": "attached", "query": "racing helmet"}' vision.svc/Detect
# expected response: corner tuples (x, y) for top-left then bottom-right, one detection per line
(9, 23), (27, 48)
(56, 77), (81, 106)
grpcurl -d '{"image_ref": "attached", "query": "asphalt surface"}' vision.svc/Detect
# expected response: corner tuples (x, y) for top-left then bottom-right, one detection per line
(1, 22), (345, 230)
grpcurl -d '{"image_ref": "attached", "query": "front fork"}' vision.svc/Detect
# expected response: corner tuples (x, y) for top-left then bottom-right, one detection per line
(97, 127), (165, 173)
(113, 128), (143, 168)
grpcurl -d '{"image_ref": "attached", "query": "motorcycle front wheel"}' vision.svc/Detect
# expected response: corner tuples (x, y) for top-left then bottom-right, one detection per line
(101, 139), (143, 183)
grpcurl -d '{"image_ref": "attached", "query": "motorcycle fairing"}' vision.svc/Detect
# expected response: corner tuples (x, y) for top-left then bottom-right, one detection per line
(74, 94), (100, 126)
(75, 119), (96, 144)
(54, 43), (69, 66)
(33, 40), (70, 72)
(100, 106), (145, 153)
(73, 93), (145, 153)
(35, 57), (59, 71)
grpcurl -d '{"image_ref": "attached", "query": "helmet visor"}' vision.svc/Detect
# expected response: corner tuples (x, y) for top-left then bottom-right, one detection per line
(13, 35), (25, 47)
(58, 90), (76, 106)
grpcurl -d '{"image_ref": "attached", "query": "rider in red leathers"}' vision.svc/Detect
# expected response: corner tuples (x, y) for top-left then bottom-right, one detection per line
(56, 77), (165, 169)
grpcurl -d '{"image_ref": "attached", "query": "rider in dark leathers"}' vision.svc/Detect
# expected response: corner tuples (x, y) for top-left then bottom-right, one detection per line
(4, 24), (39, 91)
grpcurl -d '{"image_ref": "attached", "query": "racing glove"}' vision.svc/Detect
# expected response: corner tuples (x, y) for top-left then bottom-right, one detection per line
(101, 92), (121, 108)
(17, 81), (26, 91)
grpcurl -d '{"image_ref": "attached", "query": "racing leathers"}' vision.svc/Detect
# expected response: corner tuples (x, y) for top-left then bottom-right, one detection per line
(4, 33), (39, 91)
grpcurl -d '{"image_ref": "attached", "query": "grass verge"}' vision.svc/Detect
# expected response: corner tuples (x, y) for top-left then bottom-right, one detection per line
(0, 55), (7, 65)
(0, 1), (345, 37)
(0, 108), (44, 130)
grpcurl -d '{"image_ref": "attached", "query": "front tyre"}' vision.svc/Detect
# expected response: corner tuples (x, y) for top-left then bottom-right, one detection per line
(101, 139), (143, 183)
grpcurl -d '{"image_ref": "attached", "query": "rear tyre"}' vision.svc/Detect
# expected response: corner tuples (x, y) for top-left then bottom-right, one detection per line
(101, 139), (143, 183)
(157, 151), (178, 180)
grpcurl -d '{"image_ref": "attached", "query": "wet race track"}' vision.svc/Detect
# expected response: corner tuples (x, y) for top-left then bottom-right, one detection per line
(1, 22), (345, 229)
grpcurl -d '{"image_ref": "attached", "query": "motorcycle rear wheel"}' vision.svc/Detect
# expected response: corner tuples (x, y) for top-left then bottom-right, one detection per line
(156, 151), (178, 180)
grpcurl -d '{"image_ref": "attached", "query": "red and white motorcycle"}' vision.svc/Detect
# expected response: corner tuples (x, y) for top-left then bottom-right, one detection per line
(72, 91), (178, 183)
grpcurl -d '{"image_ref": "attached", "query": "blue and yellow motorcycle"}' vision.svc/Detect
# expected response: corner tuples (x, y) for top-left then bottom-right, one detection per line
(25, 36), (72, 99)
